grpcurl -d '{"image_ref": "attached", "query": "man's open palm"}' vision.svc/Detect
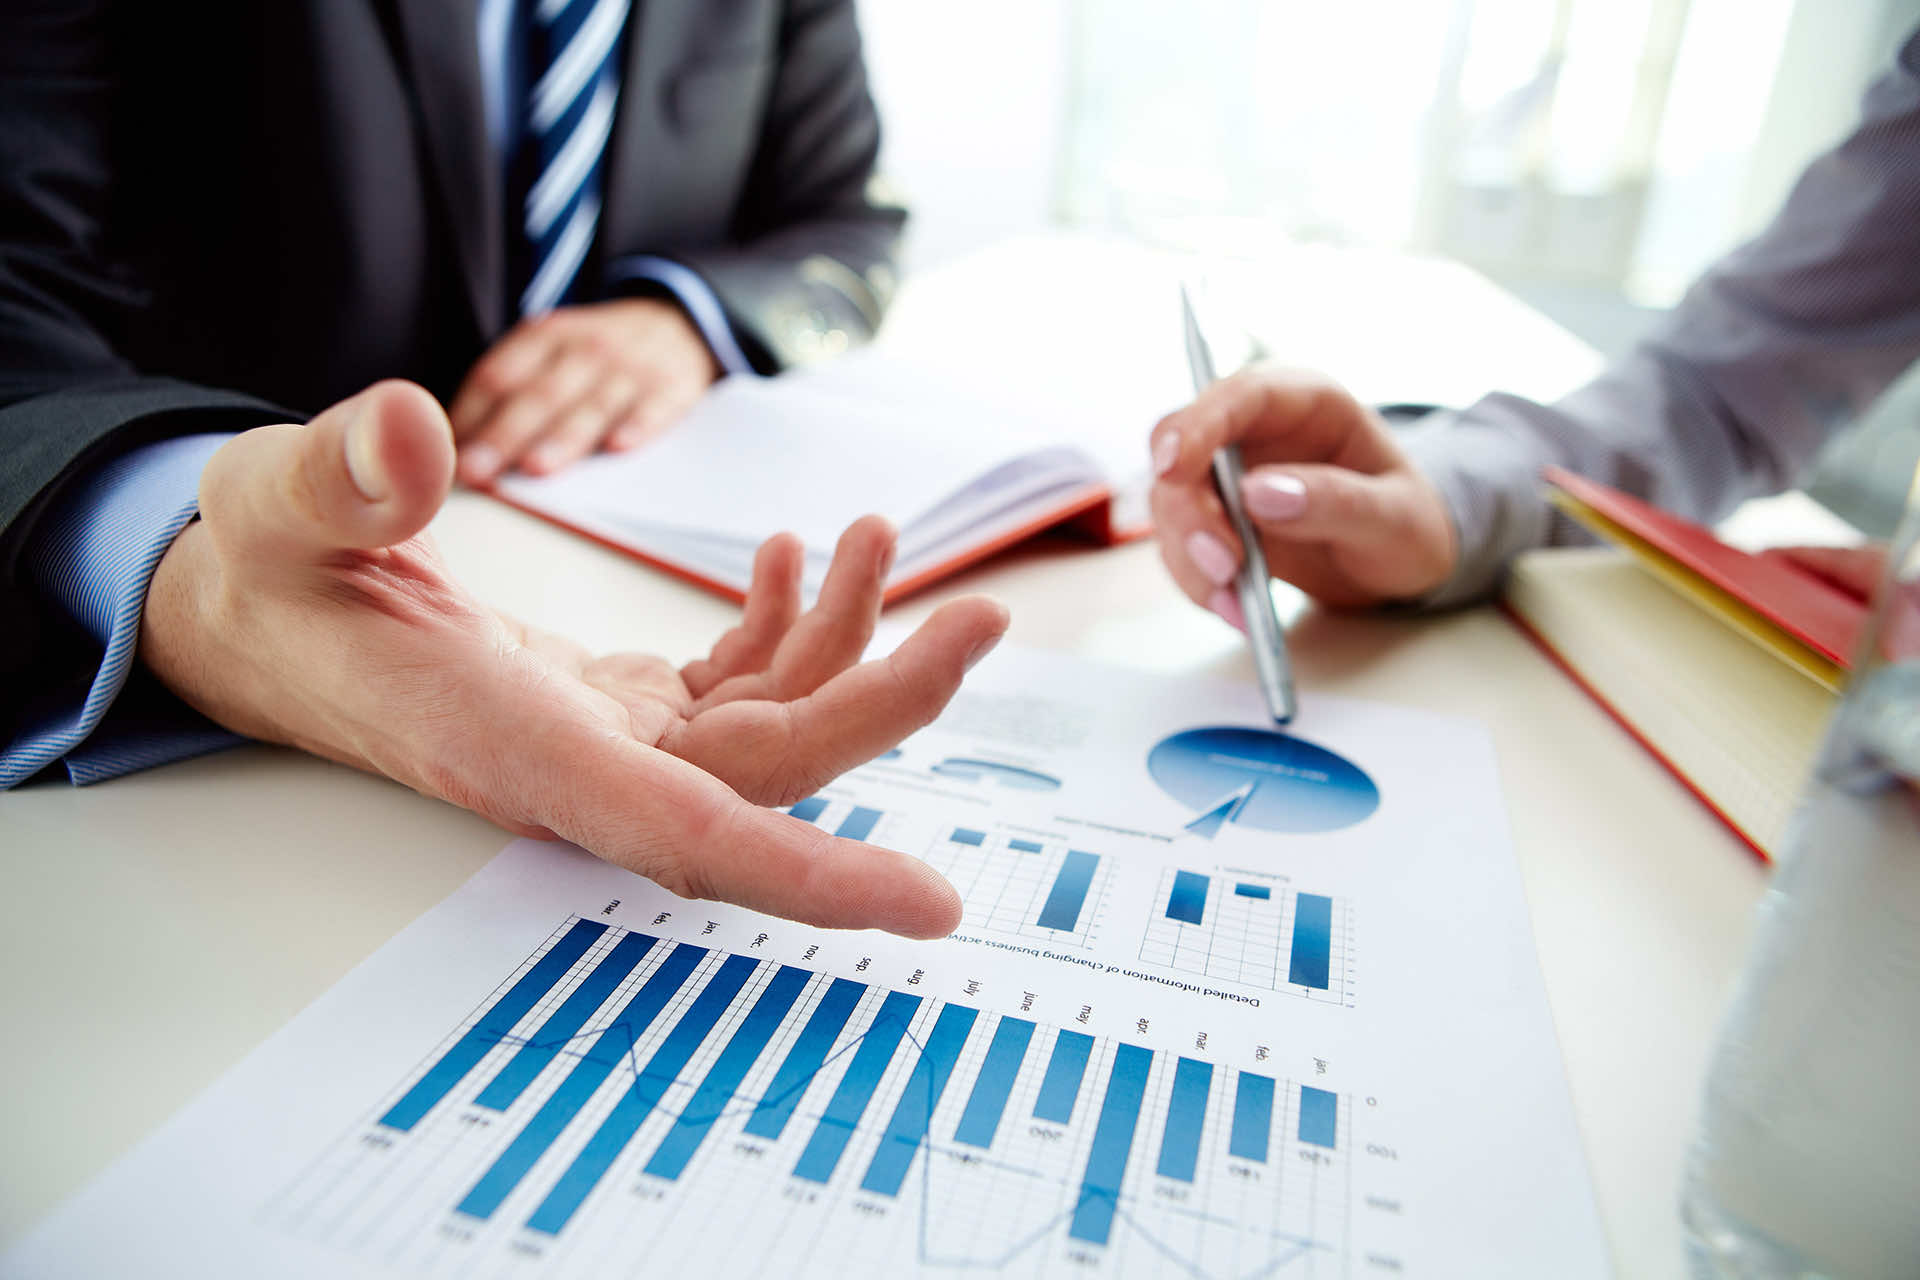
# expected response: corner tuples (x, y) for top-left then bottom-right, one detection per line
(141, 381), (1008, 938)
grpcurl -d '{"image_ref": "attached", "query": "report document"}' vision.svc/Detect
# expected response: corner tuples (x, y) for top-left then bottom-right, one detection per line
(4, 647), (1606, 1278)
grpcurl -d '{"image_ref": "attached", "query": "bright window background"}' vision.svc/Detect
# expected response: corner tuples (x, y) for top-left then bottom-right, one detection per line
(858, 0), (1920, 531)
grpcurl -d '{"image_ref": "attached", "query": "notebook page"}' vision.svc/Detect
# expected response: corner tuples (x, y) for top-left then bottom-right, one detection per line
(497, 349), (1097, 553)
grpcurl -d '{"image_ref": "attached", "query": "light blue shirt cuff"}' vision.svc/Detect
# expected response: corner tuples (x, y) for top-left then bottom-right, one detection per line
(606, 255), (759, 377)
(2, 433), (245, 788)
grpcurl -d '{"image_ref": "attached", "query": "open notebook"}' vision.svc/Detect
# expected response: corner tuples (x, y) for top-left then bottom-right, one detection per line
(490, 350), (1172, 603)
(1503, 470), (1868, 859)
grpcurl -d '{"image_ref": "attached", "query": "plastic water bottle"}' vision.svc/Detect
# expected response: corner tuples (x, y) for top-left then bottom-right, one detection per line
(1681, 503), (1920, 1278)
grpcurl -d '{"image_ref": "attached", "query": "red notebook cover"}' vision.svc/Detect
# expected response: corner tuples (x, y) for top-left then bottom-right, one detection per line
(1544, 466), (1867, 667)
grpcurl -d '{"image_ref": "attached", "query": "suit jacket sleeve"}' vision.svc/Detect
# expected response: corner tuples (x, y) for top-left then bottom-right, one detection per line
(1399, 25), (1920, 607)
(665, 0), (908, 373)
(1, 1), (291, 749)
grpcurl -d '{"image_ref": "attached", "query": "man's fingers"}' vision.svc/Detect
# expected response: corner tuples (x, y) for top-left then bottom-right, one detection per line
(448, 321), (558, 441)
(541, 730), (962, 938)
(680, 532), (806, 699)
(519, 372), (641, 475)
(456, 344), (599, 484)
(695, 515), (896, 706)
(609, 376), (705, 451)
(199, 379), (454, 564)
(671, 595), (1009, 803)
(689, 803), (965, 939)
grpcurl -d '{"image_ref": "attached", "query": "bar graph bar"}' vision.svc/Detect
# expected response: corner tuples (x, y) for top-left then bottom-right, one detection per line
(527, 955), (760, 1234)
(1229, 1072), (1274, 1162)
(834, 807), (883, 842)
(788, 796), (828, 824)
(1068, 1044), (1155, 1245)
(1036, 851), (1100, 932)
(380, 919), (608, 1132)
(475, 931), (652, 1111)
(791, 991), (922, 1183)
(457, 942), (705, 1221)
(1033, 1031), (1094, 1124)
(1298, 1086), (1338, 1149)
(1288, 893), (1333, 990)
(744, 977), (866, 1141)
(952, 1017), (1036, 1149)
(297, 917), (1374, 1272)
(1009, 839), (1043, 853)
(1233, 882), (1271, 900)
(1154, 1057), (1212, 1182)
(642, 965), (812, 1181)
(860, 1004), (979, 1196)
(950, 828), (985, 846)
(1165, 871), (1210, 925)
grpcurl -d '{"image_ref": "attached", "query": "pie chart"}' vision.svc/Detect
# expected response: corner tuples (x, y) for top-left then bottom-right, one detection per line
(1148, 726), (1379, 836)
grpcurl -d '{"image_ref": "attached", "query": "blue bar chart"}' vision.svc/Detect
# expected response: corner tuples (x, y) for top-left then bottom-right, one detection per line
(282, 915), (1353, 1277)
(1138, 868), (1353, 1003)
(1164, 871), (1210, 925)
(1289, 893), (1335, 990)
(1033, 1029), (1095, 1123)
(919, 826), (1112, 948)
(784, 796), (889, 846)
(952, 1016), (1035, 1148)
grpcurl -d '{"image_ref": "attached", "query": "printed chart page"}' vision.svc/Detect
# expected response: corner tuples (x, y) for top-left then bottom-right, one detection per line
(5, 647), (1608, 1279)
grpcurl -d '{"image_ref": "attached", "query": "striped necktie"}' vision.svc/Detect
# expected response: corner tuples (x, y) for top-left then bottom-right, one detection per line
(518, 0), (630, 316)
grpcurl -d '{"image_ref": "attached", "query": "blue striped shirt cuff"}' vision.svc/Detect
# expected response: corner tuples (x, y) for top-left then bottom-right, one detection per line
(606, 255), (758, 377)
(2, 433), (244, 788)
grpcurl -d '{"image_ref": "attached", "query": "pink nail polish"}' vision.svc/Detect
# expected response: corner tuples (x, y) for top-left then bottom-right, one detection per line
(1209, 588), (1248, 633)
(1243, 471), (1308, 521)
(1186, 530), (1237, 586)
(1152, 431), (1181, 476)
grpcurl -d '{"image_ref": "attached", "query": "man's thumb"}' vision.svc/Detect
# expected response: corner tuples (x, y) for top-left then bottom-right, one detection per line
(200, 380), (455, 560)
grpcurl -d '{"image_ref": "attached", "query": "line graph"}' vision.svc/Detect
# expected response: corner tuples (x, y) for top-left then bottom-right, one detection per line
(268, 916), (1356, 1277)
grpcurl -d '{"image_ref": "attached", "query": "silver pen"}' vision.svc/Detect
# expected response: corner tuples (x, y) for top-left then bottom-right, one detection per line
(1179, 284), (1299, 725)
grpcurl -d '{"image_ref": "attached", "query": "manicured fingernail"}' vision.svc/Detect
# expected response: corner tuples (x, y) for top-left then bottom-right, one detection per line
(1153, 431), (1181, 476)
(344, 403), (388, 502)
(459, 444), (500, 484)
(1209, 589), (1247, 633)
(964, 633), (1003, 671)
(1243, 471), (1307, 521)
(524, 446), (562, 473)
(1187, 530), (1237, 586)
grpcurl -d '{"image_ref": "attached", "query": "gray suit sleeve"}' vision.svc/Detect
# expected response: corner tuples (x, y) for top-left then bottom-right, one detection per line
(1402, 25), (1920, 607)
(670, 0), (906, 373)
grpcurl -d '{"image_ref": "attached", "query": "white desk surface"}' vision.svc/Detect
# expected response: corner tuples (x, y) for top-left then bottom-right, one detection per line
(0, 236), (1772, 1278)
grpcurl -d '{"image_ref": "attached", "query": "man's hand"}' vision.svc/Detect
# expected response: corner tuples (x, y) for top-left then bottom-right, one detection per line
(449, 298), (723, 484)
(1149, 365), (1459, 617)
(141, 381), (1009, 938)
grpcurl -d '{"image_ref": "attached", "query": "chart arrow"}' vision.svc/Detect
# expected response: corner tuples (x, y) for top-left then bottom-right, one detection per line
(1182, 781), (1256, 839)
